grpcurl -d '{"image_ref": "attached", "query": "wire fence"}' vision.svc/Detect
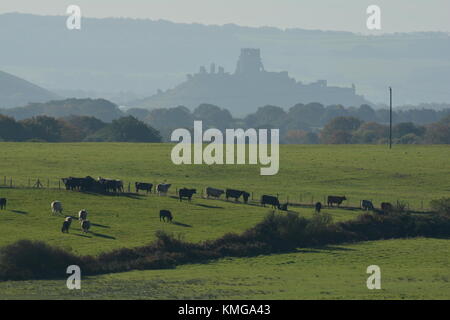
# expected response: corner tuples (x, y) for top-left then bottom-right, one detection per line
(0, 175), (434, 212)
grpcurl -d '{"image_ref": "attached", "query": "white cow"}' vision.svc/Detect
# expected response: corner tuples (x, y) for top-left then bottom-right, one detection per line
(51, 201), (63, 215)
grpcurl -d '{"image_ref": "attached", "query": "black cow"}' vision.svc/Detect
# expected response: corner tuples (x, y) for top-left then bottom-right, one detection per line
(327, 196), (347, 207)
(315, 202), (322, 213)
(98, 177), (123, 193)
(206, 187), (225, 199)
(62, 176), (98, 192)
(381, 202), (393, 212)
(179, 188), (196, 202)
(160, 210), (173, 222)
(81, 220), (91, 233)
(61, 217), (72, 233)
(0, 198), (6, 210)
(261, 195), (280, 209)
(135, 182), (153, 194)
(226, 189), (250, 203)
(279, 203), (289, 211)
(361, 200), (374, 211)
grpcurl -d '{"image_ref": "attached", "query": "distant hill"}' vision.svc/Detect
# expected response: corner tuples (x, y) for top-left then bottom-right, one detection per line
(1, 13), (449, 111)
(0, 70), (58, 109)
(0, 98), (124, 122)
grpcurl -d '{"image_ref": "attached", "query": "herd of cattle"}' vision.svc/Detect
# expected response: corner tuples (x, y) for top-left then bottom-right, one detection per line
(0, 176), (398, 234)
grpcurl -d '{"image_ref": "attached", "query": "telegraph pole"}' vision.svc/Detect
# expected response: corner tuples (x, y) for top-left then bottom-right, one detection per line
(389, 87), (393, 149)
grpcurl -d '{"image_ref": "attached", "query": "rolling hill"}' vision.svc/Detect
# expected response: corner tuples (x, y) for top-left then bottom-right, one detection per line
(0, 70), (58, 109)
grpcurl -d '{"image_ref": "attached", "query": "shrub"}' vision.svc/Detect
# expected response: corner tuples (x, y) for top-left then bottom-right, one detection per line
(0, 240), (80, 280)
(430, 198), (450, 216)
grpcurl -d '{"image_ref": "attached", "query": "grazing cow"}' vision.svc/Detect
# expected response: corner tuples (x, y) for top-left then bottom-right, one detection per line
(242, 192), (250, 204)
(135, 182), (153, 194)
(160, 210), (173, 222)
(361, 200), (374, 211)
(226, 189), (250, 203)
(327, 196), (347, 207)
(0, 198), (6, 210)
(78, 209), (88, 222)
(98, 177), (123, 193)
(261, 195), (280, 209)
(179, 188), (196, 202)
(51, 201), (63, 215)
(206, 187), (225, 199)
(157, 183), (172, 196)
(315, 202), (322, 213)
(81, 220), (91, 233)
(61, 217), (72, 233)
(381, 202), (393, 212)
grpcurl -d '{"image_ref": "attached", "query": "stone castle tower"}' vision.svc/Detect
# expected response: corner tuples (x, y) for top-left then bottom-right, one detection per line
(235, 48), (265, 74)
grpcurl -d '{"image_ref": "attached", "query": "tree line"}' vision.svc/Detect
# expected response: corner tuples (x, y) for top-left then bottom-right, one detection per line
(0, 114), (161, 143)
(0, 99), (449, 144)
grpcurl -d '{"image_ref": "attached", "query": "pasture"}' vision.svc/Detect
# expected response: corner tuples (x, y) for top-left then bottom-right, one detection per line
(0, 238), (449, 299)
(0, 143), (449, 299)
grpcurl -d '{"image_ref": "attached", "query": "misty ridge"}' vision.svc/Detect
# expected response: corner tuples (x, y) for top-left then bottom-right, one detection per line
(0, 12), (450, 111)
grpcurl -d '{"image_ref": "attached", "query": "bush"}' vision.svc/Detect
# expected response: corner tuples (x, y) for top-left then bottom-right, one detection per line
(430, 198), (450, 216)
(0, 240), (80, 280)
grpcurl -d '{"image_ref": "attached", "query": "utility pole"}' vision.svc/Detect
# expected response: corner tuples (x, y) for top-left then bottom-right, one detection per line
(389, 87), (393, 149)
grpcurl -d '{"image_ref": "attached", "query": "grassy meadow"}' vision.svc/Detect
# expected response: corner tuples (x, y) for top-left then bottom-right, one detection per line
(0, 143), (449, 299)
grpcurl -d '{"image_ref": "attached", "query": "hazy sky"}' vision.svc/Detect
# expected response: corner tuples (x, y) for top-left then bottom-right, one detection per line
(1, 0), (449, 33)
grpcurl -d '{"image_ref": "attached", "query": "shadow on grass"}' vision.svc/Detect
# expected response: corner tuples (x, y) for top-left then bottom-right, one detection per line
(11, 210), (28, 215)
(91, 232), (116, 240)
(172, 221), (193, 228)
(195, 204), (223, 209)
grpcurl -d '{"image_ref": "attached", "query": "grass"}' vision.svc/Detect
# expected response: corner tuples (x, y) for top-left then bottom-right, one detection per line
(0, 238), (448, 300)
(0, 143), (449, 299)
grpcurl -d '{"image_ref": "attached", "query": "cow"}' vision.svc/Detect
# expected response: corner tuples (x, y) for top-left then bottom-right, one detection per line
(242, 192), (250, 204)
(81, 220), (91, 233)
(135, 182), (153, 194)
(62, 176), (98, 192)
(98, 177), (123, 193)
(51, 201), (63, 215)
(0, 198), (6, 210)
(226, 189), (250, 203)
(381, 202), (393, 213)
(179, 188), (196, 202)
(160, 210), (173, 222)
(361, 200), (374, 211)
(315, 202), (322, 213)
(279, 203), (289, 211)
(157, 183), (172, 196)
(261, 195), (280, 209)
(327, 196), (347, 207)
(206, 187), (225, 199)
(61, 217), (72, 233)
(78, 209), (88, 222)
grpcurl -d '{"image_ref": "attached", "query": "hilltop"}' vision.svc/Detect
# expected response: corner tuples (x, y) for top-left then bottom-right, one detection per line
(0, 70), (57, 109)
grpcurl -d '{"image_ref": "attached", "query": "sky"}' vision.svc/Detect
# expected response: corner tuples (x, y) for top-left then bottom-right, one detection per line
(0, 0), (449, 34)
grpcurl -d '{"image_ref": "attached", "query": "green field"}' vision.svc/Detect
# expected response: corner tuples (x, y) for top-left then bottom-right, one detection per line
(0, 143), (449, 299)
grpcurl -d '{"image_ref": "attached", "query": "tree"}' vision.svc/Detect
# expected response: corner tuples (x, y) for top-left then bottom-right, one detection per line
(320, 116), (362, 144)
(425, 115), (450, 144)
(20, 116), (62, 142)
(0, 115), (27, 141)
(86, 116), (161, 142)
(192, 104), (234, 130)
